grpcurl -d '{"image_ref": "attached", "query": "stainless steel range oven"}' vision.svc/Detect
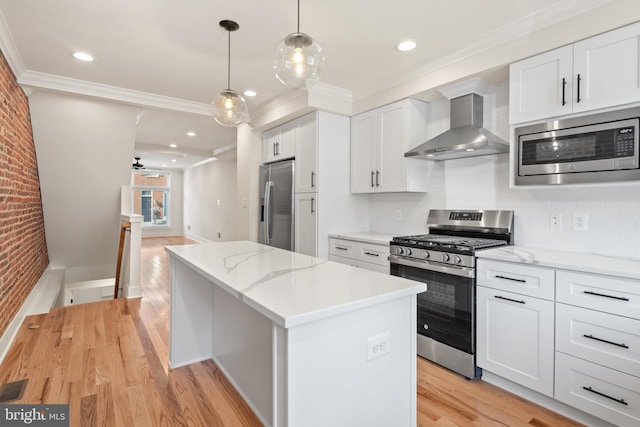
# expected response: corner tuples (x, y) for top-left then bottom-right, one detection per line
(389, 209), (513, 379)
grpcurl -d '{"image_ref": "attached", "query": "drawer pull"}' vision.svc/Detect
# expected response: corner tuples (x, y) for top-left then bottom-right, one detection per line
(582, 386), (628, 406)
(363, 251), (379, 257)
(335, 246), (348, 251)
(583, 290), (629, 301)
(495, 275), (526, 283)
(583, 334), (629, 349)
(494, 295), (525, 304)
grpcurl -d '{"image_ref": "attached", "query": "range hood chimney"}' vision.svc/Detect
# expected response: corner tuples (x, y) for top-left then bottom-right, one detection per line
(405, 92), (509, 160)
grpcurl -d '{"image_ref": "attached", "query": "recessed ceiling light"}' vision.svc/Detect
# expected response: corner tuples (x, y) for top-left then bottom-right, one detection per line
(427, 154), (434, 157)
(72, 52), (95, 62)
(171, 159), (177, 162)
(466, 148), (475, 152)
(395, 40), (417, 52)
(162, 164), (167, 168)
(186, 131), (196, 137)
(169, 144), (177, 148)
(243, 90), (257, 97)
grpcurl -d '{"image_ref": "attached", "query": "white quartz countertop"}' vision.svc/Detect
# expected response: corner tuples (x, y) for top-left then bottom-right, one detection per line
(166, 241), (426, 328)
(476, 246), (640, 280)
(328, 232), (397, 245)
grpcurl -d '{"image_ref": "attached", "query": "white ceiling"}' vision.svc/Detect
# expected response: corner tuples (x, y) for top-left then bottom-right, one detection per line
(0, 0), (636, 169)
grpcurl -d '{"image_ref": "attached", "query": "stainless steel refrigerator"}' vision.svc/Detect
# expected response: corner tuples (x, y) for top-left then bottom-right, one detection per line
(258, 160), (294, 250)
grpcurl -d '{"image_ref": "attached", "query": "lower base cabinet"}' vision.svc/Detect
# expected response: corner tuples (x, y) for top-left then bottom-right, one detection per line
(329, 237), (389, 273)
(555, 352), (640, 427)
(476, 286), (555, 397)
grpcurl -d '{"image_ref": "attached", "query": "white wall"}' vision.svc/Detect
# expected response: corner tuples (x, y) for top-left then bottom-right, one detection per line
(236, 124), (262, 241)
(369, 82), (640, 258)
(29, 91), (141, 278)
(183, 158), (238, 242)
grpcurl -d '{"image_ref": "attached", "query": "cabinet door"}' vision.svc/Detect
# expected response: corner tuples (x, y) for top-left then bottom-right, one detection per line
(509, 45), (573, 124)
(376, 101), (407, 192)
(573, 22), (640, 113)
(294, 193), (317, 257)
(350, 110), (377, 193)
(264, 130), (279, 163)
(278, 126), (296, 160)
(477, 286), (555, 397)
(295, 114), (318, 193)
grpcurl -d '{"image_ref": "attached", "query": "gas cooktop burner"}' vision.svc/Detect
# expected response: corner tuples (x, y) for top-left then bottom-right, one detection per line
(392, 234), (507, 251)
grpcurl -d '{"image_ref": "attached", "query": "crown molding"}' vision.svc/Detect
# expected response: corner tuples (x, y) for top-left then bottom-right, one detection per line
(0, 8), (25, 77)
(18, 70), (214, 116)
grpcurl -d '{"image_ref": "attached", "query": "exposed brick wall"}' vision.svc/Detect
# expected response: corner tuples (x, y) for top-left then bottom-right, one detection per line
(0, 50), (49, 338)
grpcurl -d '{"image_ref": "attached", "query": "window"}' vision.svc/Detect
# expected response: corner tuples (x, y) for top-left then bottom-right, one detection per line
(131, 171), (170, 226)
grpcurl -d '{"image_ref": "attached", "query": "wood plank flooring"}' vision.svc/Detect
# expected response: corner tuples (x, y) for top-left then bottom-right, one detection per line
(0, 236), (585, 426)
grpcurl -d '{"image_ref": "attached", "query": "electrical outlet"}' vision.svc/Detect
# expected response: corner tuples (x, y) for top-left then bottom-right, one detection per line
(241, 197), (248, 208)
(395, 209), (402, 221)
(573, 213), (589, 231)
(217, 231), (222, 238)
(366, 331), (390, 361)
(550, 212), (563, 229)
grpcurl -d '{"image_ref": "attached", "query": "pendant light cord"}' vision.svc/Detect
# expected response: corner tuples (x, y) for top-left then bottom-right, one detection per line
(227, 29), (231, 90)
(297, 0), (300, 33)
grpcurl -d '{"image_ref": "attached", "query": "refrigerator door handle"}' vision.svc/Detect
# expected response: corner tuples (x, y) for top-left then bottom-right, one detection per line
(264, 181), (274, 244)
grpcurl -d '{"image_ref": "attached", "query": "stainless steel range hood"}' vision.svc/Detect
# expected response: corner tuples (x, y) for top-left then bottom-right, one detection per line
(405, 93), (509, 160)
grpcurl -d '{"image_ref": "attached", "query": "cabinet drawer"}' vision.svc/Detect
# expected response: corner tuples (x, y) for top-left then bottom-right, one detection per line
(329, 254), (358, 267)
(357, 243), (389, 267)
(477, 260), (555, 300)
(329, 239), (356, 258)
(555, 352), (640, 427)
(556, 271), (640, 320)
(556, 303), (640, 377)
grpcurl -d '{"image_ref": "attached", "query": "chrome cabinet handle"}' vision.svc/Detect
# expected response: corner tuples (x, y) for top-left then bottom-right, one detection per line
(311, 197), (315, 213)
(335, 246), (348, 251)
(582, 386), (627, 406)
(583, 290), (629, 301)
(576, 74), (582, 103)
(370, 171), (375, 187)
(363, 251), (379, 257)
(495, 274), (526, 283)
(583, 334), (629, 349)
(562, 77), (567, 106)
(311, 171), (315, 188)
(376, 170), (380, 187)
(494, 295), (525, 304)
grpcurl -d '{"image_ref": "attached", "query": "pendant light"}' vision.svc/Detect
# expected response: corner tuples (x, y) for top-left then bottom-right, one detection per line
(273, 0), (324, 90)
(213, 20), (249, 127)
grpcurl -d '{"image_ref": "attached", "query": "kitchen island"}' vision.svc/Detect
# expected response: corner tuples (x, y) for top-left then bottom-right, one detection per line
(166, 240), (426, 427)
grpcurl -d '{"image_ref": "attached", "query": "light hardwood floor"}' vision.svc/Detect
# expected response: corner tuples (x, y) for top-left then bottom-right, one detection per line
(0, 236), (585, 426)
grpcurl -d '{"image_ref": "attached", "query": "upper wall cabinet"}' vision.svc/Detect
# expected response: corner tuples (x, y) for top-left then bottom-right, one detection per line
(263, 122), (296, 163)
(510, 22), (640, 124)
(351, 98), (431, 193)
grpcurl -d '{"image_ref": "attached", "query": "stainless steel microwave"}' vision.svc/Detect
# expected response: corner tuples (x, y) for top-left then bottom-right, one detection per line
(515, 107), (640, 185)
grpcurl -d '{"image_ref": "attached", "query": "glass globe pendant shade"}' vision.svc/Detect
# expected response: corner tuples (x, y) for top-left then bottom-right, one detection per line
(213, 89), (249, 127)
(274, 32), (324, 90)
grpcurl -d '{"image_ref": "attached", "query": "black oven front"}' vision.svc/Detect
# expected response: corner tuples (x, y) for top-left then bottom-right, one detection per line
(390, 255), (480, 379)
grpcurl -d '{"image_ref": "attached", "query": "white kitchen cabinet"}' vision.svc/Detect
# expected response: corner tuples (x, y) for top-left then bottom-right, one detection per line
(270, 111), (367, 259)
(294, 193), (317, 257)
(476, 285), (555, 397)
(263, 123), (296, 163)
(510, 21), (640, 124)
(294, 114), (318, 194)
(329, 237), (389, 274)
(351, 98), (431, 193)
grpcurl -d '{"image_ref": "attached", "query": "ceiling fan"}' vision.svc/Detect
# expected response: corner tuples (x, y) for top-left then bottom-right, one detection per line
(132, 157), (145, 170)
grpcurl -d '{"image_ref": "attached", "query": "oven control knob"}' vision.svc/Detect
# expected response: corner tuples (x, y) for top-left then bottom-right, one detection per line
(441, 254), (450, 263)
(405, 248), (412, 256)
(421, 251), (430, 259)
(396, 247), (404, 255)
(454, 256), (462, 264)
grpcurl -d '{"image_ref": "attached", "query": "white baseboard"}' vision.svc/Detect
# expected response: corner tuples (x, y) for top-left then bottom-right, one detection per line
(126, 285), (142, 298)
(0, 266), (64, 365)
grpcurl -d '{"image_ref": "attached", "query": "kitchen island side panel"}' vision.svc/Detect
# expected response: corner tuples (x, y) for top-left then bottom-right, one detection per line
(169, 256), (214, 368)
(286, 295), (417, 427)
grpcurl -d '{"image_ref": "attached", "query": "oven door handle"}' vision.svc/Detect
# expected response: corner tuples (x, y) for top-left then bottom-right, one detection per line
(389, 255), (475, 278)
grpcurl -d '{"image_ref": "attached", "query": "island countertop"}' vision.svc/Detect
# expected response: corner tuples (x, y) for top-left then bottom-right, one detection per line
(166, 240), (426, 328)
